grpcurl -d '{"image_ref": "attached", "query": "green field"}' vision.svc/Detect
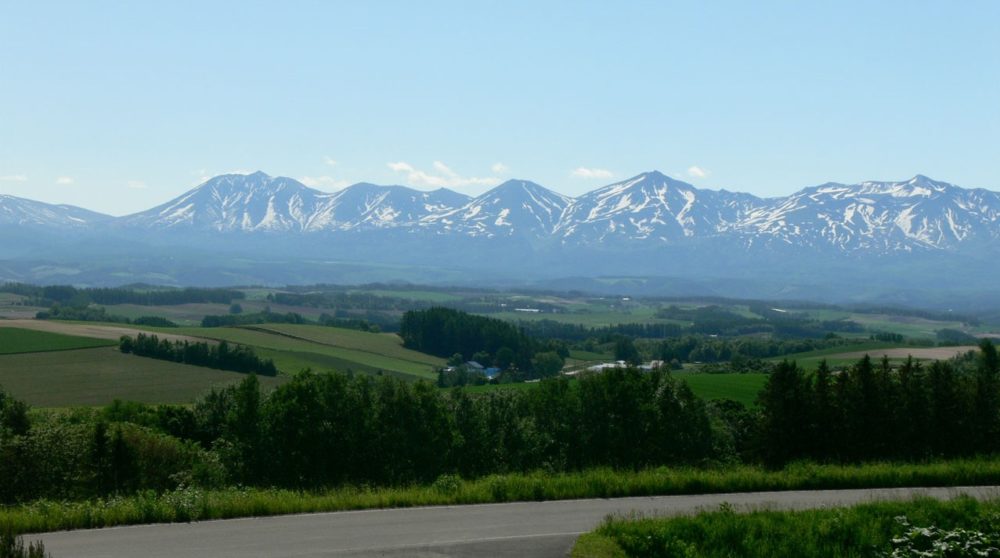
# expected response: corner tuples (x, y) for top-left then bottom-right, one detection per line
(771, 341), (898, 371)
(0, 327), (115, 355)
(462, 372), (767, 406)
(0, 346), (286, 407)
(673, 372), (769, 407)
(490, 306), (679, 328)
(132, 323), (444, 379)
(350, 288), (463, 302)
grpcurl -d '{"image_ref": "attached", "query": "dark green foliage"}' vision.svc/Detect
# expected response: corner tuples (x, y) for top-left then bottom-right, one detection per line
(400, 307), (538, 372)
(0, 386), (30, 437)
(0, 531), (49, 558)
(201, 311), (306, 327)
(592, 496), (1000, 558)
(131, 316), (178, 327)
(35, 304), (129, 323)
(755, 341), (1000, 466)
(872, 331), (906, 342)
(613, 337), (640, 364)
(437, 367), (488, 387)
(657, 335), (862, 364)
(531, 351), (565, 378)
(119, 333), (278, 376)
(937, 328), (979, 345)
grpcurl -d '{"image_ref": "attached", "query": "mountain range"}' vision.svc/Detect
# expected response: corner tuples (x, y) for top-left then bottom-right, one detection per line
(2, 170), (999, 307)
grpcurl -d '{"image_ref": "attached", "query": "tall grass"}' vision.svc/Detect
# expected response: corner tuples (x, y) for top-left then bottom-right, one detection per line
(581, 496), (1000, 558)
(4, 458), (1000, 535)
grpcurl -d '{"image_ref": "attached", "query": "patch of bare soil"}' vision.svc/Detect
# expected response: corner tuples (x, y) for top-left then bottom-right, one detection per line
(833, 346), (979, 361)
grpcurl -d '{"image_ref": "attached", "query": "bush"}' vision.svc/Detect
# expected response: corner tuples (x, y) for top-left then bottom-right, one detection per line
(0, 531), (49, 558)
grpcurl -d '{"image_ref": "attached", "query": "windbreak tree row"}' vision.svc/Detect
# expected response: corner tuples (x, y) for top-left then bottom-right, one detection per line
(758, 340), (1000, 465)
(119, 333), (278, 376)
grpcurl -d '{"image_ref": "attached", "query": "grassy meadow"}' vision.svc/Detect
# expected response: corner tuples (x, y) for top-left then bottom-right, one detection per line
(575, 495), (1000, 558)
(672, 372), (769, 407)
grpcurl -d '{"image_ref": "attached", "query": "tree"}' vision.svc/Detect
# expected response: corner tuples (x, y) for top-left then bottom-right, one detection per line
(757, 360), (810, 466)
(973, 339), (1000, 452)
(229, 303), (243, 315)
(531, 351), (565, 378)
(614, 337), (640, 364)
(495, 347), (515, 369)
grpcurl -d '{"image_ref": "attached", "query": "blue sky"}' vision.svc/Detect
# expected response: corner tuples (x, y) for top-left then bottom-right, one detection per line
(1, 1), (997, 215)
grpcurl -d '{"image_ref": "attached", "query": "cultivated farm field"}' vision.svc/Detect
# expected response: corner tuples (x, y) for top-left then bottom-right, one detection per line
(132, 323), (443, 380)
(0, 327), (114, 354)
(0, 346), (286, 407)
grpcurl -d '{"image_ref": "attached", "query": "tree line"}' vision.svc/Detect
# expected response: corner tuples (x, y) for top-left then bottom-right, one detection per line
(400, 307), (540, 372)
(35, 305), (177, 327)
(757, 340), (1000, 465)
(1, 283), (243, 307)
(119, 334), (278, 376)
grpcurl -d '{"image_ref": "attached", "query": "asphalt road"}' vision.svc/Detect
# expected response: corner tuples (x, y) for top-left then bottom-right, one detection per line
(32, 486), (1000, 557)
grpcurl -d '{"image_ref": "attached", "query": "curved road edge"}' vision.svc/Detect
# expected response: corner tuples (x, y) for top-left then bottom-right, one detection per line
(30, 485), (1000, 557)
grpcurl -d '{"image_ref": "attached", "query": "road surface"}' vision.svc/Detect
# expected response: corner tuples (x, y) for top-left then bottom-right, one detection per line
(32, 486), (1000, 557)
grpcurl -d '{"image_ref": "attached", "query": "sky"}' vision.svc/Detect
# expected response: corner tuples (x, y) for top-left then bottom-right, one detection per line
(1, 1), (997, 216)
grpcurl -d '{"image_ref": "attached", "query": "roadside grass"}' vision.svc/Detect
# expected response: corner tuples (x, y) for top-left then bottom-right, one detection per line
(576, 495), (1000, 558)
(4, 459), (1000, 536)
(0, 347), (286, 407)
(0, 328), (114, 355)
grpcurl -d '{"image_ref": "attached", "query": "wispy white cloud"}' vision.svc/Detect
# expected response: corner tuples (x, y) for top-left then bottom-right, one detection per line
(55, 176), (74, 185)
(300, 175), (349, 189)
(126, 180), (147, 189)
(0, 174), (28, 182)
(491, 162), (509, 174)
(323, 156), (338, 167)
(571, 167), (614, 179)
(687, 166), (709, 179)
(387, 161), (501, 189)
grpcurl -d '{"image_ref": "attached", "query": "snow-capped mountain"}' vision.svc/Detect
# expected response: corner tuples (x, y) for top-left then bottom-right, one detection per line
(738, 175), (1000, 252)
(317, 183), (470, 231)
(423, 179), (573, 238)
(8, 171), (1000, 255)
(119, 172), (473, 233)
(121, 172), (328, 232)
(555, 171), (760, 243)
(5, 169), (1000, 301)
(0, 194), (111, 227)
